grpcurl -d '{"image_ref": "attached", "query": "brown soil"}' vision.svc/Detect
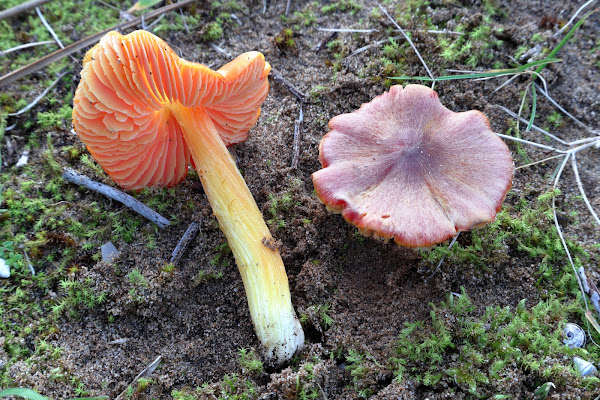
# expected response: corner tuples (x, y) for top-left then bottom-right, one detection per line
(1, 0), (600, 399)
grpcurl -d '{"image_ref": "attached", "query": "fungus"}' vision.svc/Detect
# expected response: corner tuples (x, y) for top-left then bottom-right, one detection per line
(312, 84), (513, 248)
(72, 30), (304, 362)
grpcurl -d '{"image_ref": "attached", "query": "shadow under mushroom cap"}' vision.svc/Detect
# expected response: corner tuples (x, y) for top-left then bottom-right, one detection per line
(312, 84), (514, 248)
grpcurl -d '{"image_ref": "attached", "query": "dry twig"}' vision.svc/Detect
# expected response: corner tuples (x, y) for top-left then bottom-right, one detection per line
(170, 222), (200, 265)
(291, 104), (304, 169)
(115, 356), (162, 400)
(271, 72), (306, 102)
(62, 168), (170, 229)
(314, 31), (338, 53)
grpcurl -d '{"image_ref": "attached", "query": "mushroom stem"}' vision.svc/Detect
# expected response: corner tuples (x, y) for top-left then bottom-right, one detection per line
(172, 104), (304, 363)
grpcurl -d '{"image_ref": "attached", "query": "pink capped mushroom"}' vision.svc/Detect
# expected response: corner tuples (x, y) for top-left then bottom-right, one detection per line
(312, 84), (513, 248)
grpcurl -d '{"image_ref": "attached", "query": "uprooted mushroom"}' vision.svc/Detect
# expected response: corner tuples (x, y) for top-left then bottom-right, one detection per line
(72, 30), (304, 363)
(312, 84), (513, 248)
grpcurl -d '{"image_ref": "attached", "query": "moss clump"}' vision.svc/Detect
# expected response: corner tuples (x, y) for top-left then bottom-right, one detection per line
(274, 28), (296, 50)
(421, 189), (588, 295)
(201, 21), (223, 41)
(392, 288), (600, 397)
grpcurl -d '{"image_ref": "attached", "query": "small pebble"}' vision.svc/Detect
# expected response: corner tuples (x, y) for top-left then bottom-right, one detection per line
(101, 242), (120, 263)
(15, 149), (29, 168)
(0, 259), (10, 279)
(573, 356), (597, 376)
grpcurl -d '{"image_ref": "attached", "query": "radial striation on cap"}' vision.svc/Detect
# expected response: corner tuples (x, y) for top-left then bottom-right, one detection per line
(312, 84), (513, 248)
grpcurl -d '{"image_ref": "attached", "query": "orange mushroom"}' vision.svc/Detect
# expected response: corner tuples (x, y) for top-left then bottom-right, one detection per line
(72, 30), (304, 362)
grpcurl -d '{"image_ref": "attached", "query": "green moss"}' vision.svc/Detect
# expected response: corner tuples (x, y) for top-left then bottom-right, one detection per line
(201, 21), (223, 41)
(238, 348), (263, 374)
(274, 28), (296, 50)
(392, 288), (598, 396)
(36, 104), (73, 129)
(422, 189), (583, 284)
(321, 0), (361, 15)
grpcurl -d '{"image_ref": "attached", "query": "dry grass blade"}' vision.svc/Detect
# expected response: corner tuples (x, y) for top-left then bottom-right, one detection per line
(570, 153), (600, 227)
(8, 70), (70, 116)
(0, 0), (197, 88)
(494, 105), (569, 145)
(35, 7), (64, 48)
(514, 154), (564, 171)
(377, 3), (434, 81)
(553, 0), (596, 38)
(426, 233), (460, 280)
(585, 311), (600, 335)
(495, 133), (562, 152)
(0, 40), (55, 56)
(345, 35), (404, 59)
(115, 356), (162, 400)
(535, 83), (594, 132)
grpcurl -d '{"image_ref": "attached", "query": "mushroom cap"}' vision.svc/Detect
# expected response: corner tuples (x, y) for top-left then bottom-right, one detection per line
(72, 30), (271, 190)
(312, 84), (513, 248)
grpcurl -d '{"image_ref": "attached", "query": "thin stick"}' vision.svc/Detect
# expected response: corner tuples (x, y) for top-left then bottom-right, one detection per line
(0, 0), (197, 88)
(0, 0), (52, 21)
(492, 73), (521, 94)
(62, 168), (170, 229)
(495, 133), (562, 152)
(179, 9), (190, 34)
(494, 105), (569, 146)
(285, 0), (292, 15)
(170, 221), (200, 265)
(115, 356), (162, 400)
(146, 13), (165, 31)
(36, 7), (64, 48)
(0, 41), (55, 56)
(551, 152), (570, 185)
(318, 27), (463, 35)
(426, 29), (463, 35)
(553, 0), (596, 38)
(515, 82), (530, 133)
(378, 3), (434, 81)
(571, 153), (600, 227)
(318, 28), (377, 33)
(291, 104), (304, 169)
(345, 35), (404, 59)
(8, 70), (70, 116)
(552, 195), (593, 323)
(569, 136), (600, 146)
(315, 31), (338, 53)
(426, 233), (460, 280)
(535, 83), (593, 132)
(271, 72), (306, 101)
